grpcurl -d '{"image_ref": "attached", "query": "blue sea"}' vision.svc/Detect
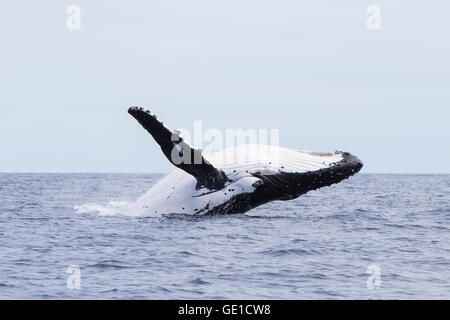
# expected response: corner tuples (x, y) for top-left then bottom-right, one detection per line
(0, 173), (449, 299)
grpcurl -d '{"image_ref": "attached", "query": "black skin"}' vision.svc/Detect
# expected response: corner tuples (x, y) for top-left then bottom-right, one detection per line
(128, 107), (228, 190)
(204, 153), (363, 215)
(129, 106), (364, 215)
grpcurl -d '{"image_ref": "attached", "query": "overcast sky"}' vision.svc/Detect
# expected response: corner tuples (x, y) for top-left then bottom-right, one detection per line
(1, 1), (449, 173)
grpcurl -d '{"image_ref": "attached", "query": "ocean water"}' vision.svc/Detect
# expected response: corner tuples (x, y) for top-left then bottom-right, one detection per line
(0, 173), (449, 299)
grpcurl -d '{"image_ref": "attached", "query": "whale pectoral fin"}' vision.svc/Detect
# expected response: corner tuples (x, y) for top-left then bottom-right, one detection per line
(128, 107), (227, 190)
(251, 152), (363, 200)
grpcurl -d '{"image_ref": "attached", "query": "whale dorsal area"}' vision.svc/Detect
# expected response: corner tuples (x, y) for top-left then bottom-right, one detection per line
(128, 107), (227, 190)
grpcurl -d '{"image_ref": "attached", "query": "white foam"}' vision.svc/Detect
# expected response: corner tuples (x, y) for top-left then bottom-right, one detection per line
(73, 200), (143, 217)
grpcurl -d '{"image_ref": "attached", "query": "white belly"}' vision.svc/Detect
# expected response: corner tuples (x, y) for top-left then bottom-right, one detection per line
(134, 170), (260, 215)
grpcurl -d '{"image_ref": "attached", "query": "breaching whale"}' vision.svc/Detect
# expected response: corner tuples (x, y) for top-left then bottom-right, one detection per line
(128, 107), (363, 215)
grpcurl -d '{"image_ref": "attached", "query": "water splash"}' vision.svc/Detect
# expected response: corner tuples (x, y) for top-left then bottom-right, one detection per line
(74, 200), (138, 216)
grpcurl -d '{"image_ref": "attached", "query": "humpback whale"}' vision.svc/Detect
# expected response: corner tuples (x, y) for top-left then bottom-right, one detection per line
(128, 107), (363, 215)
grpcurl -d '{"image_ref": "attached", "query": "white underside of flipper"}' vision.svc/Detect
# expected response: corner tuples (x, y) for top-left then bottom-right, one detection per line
(133, 145), (343, 216)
